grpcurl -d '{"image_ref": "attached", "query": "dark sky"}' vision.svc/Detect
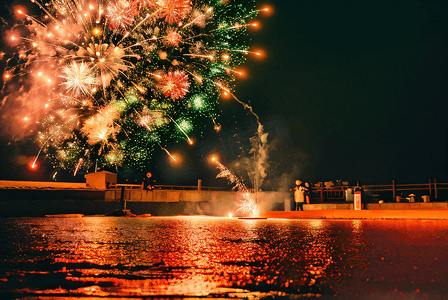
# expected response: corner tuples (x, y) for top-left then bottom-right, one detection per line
(0, 0), (447, 188)
(232, 0), (448, 185)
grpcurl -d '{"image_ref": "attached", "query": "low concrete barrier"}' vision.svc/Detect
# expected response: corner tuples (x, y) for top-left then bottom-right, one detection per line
(262, 209), (448, 220)
(0, 180), (89, 189)
(302, 202), (448, 211)
(0, 185), (289, 217)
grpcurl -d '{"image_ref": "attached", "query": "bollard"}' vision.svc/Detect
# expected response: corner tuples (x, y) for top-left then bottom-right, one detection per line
(353, 181), (362, 210)
(284, 197), (291, 211)
(354, 191), (362, 210)
(422, 195), (430, 203)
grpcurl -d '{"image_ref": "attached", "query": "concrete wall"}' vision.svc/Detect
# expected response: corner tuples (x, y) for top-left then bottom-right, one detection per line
(0, 180), (88, 189)
(0, 189), (105, 201)
(105, 189), (241, 202)
(0, 187), (288, 217)
(105, 189), (288, 204)
(105, 189), (288, 216)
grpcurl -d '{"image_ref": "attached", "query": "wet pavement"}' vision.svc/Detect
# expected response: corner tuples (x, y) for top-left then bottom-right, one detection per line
(1, 216), (447, 299)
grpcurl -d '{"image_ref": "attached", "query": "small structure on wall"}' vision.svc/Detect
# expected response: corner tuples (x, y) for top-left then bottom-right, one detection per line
(85, 171), (117, 190)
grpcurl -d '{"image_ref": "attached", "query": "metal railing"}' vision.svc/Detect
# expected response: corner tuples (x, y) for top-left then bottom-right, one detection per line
(110, 183), (225, 191)
(311, 179), (448, 202)
(150, 185), (225, 191)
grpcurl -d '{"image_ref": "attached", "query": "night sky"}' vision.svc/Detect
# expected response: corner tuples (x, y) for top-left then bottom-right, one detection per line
(0, 0), (447, 189)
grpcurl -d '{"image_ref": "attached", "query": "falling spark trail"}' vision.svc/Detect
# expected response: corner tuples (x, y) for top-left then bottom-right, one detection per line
(167, 116), (192, 144)
(214, 82), (261, 126)
(159, 143), (176, 161)
(32, 134), (56, 168)
(30, 0), (78, 37)
(117, 9), (159, 45)
(224, 68), (243, 75)
(183, 54), (214, 60)
(73, 158), (83, 176)
(32, 114), (82, 167)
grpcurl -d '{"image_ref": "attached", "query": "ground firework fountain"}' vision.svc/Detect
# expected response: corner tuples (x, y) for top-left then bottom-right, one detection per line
(211, 156), (257, 217)
(211, 124), (268, 217)
(1, 0), (270, 176)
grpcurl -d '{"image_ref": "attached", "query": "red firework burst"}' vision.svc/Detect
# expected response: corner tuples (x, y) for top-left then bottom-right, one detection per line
(107, 0), (139, 30)
(163, 29), (182, 47)
(160, 70), (190, 100)
(138, 0), (158, 10)
(157, 0), (192, 25)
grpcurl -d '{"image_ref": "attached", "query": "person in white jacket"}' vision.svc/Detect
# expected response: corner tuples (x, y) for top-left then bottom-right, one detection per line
(293, 180), (305, 211)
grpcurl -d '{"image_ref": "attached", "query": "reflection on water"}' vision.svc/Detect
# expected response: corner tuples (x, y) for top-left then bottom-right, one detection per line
(0, 217), (447, 299)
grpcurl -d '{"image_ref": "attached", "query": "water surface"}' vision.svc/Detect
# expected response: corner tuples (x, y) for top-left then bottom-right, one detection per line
(1, 216), (447, 299)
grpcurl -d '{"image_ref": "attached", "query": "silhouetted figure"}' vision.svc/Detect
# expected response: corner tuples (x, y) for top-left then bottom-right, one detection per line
(354, 181), (363, 194)
(304, 182), (311, 204)
(143, 172), (153, 190)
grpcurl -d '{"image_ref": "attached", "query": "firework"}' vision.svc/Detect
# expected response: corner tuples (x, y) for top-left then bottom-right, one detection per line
(1, 0), (261, 175)
(81, 105), (120, 146)
(60, 61), (98, 97)
(163, 28), (182, 47)
(159, 70), (190, 100)
(158, 0), (192, 25)
(137, 108), (168, 131)
(107, 0), (139, 30)
(236, 192), (258, 217)
(212, 158), (257, 217)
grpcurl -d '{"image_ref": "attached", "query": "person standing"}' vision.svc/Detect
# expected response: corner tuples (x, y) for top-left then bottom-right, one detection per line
(143, 172), (154, 190)
(304, 182), (311, 204)
(293, 180), (305, 211)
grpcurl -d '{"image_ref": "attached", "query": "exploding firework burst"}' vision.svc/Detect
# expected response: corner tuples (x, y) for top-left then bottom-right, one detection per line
(160, 70), (190, 100)
(163, 28), (182, 47)
(107, 0), (139, 30)
(60, 61), (98, 97)
(1, 0), (262, 175)
(138, 107), (168, 131)
(158, 0), (192, 25)
(81, 105), (120, 146)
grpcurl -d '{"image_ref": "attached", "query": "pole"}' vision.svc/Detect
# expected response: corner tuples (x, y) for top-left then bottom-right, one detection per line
(429, 178), (432, 197)
(120, 186), (126, 210)
(392, 179), (396, 202)
(320, 184), (324, 202)
(434, 178), (438, 199)
(197, 179), (202, 191)
(253, 135), (260, 205)
(256, 151), (259, 204)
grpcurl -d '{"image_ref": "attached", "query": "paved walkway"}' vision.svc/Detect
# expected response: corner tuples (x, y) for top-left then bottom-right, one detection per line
(261, 209), (448, 220)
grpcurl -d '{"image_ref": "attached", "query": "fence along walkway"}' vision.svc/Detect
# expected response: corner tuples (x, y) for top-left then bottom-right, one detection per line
(311, 179), (448, 202)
